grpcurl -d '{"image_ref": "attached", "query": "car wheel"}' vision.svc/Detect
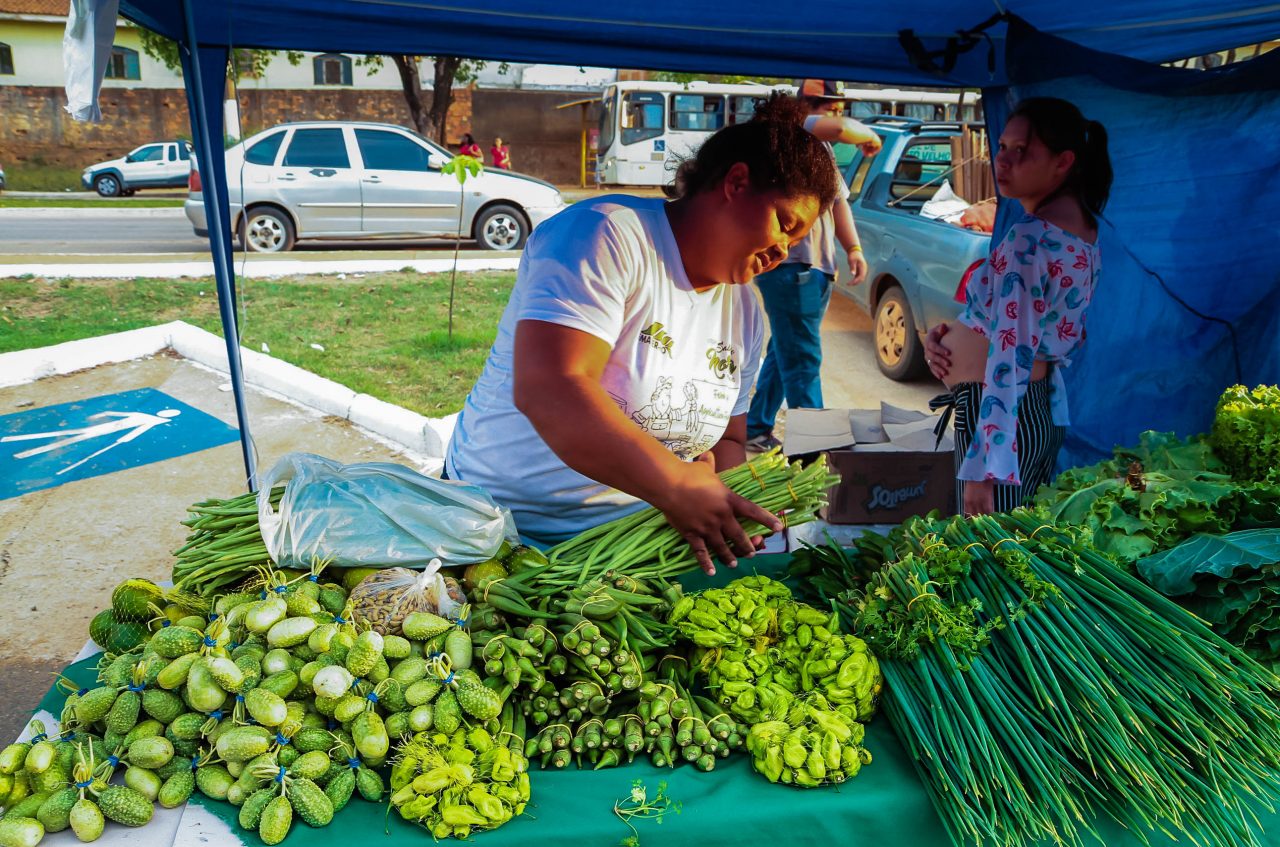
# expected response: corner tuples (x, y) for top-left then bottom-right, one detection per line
(94, 174), (122, 197)
(873, 285), (928, 381)
(474, 204), (528, 251)
(238, 207), (295, 253)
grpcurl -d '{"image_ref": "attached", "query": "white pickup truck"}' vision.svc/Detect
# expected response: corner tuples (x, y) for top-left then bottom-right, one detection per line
(81, 140), (194, 197)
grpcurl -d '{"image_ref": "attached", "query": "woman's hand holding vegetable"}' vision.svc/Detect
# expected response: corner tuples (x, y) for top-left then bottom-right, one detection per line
(658, 452), (781, 576)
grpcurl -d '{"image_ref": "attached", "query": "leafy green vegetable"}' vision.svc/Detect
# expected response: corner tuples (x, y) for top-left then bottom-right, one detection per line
(1034, 431), (1280, 565)
(1211, 384), (1280, 484)
(1137, 529), (1280, 595)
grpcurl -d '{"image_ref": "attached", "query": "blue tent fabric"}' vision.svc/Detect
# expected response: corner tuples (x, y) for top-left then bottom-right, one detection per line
(98, 0), (1280, 483)
(986, 20), (1280, 468)
(117, 0), (1280, 89)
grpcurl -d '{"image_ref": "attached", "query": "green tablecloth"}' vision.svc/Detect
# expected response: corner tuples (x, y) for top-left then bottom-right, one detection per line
(38, 554), (1280, 846)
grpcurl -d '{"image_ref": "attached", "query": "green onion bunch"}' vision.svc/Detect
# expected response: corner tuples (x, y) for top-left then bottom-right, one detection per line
(519, 450), (838, 597)
(172, 488), (282, 596)
(802, 510), (1280, 847)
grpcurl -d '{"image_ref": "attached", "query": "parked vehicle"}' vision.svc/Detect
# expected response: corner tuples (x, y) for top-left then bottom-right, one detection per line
(0, 162), (6, 192)
(184, 121), (566, 252)
(82, 141), (194, 197)
(832, 118), (992, 380)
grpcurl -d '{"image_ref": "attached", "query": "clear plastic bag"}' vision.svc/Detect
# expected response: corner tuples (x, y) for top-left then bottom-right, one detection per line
(348, 560), (465, 635)
(257, 452), (518, 570)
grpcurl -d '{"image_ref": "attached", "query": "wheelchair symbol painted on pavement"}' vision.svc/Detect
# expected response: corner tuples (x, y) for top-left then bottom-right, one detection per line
(2, 408), (183, 476)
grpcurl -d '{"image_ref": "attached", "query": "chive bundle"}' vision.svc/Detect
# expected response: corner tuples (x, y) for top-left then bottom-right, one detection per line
(522, 450), (838, 596)
(804, 510), (1280, 847)
(172, 488), (282, 596)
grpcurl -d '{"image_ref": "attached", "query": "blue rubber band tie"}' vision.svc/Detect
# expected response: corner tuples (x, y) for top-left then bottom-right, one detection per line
(347, 757), (361, 770)
(366, 691), (379, 704)
(334, 615), (347, 625)
(31, 733), (47, 743)
(62, 731), (78, 742)
(161, 620), (172, 627)
(108, 755), (120, 767)
(236, 695), (246, 703)
(77, 688), (89, 697)
(443, 672), (455, 686)
(259, 591), (268, 600)
(76, 779), (94, 789)
(190, 757), (201, 771)
(456, 617), (469, 628)
(202, 636), (217, 648)
(229, 641), (239, 650)
(275, 732), (290, 746)
(208, 612), (221, 621)
(208, 710), (224, 721)
(308, 575), (320, 583)
(127, 683), (145, 693)
(274, 585), (287, 594)
(327, 719), (338, 730)
(275, 766), (286, 783)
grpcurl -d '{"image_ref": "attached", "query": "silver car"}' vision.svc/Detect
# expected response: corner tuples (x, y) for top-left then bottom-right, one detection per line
(185, 121), (565, 252)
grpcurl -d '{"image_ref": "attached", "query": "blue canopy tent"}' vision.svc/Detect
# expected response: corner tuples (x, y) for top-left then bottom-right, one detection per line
(79, 0), (1280, 486)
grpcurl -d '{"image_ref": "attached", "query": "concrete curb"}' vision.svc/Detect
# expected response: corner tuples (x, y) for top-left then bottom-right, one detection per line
(0, 207), (184, 218)
(0, 320), (454, 460)
(0, 256), (522, 279)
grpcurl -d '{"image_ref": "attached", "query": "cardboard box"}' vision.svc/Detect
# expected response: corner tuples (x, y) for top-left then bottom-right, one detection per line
(783, 404), (956, 524)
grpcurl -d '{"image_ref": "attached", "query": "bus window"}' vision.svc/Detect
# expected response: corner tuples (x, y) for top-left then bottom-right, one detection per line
(847, 101), (886, 119)
(599, 90), (617, 153)
(670, 94), (724, 132)
(727, 95), (761, 125)
(903, 102), (943, 121)
(621, 91), (665, 145)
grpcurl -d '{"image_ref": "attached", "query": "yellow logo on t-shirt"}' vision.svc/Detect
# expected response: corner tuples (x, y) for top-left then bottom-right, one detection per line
(639, 322), (675, 357)
(706, 342), (738, 379)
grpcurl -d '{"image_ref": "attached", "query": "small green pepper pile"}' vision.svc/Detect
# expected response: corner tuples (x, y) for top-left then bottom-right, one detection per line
(388, 726), (529, 839)
(669, 575), (881, 787)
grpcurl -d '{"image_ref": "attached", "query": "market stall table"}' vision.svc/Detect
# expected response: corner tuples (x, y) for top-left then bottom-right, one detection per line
(25, 553), (1280, 847)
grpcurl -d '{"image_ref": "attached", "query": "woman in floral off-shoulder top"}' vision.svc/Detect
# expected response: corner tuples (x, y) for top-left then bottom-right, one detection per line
(925, 98), (1113, 516)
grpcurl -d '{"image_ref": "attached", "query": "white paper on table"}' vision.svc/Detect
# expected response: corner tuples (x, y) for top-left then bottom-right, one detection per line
(881, 402), (930, 426)
(849, 409), (887, 443)
(782, 408), (855, 455)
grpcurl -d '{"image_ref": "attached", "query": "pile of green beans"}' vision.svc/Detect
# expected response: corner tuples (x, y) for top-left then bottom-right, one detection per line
(172, 488), (283, 596)
(805, 510), (1280, 847)
(510, 451), (838, 598)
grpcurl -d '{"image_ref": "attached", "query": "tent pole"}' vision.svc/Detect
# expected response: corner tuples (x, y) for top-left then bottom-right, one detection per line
(179, 0), (259, 492)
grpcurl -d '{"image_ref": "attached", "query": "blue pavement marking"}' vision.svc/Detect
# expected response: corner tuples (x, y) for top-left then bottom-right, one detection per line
(0, 388), (239, 499)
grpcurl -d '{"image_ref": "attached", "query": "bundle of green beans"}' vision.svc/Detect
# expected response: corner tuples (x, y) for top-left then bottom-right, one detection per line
(800, 510), (1280, 847)
(171, 488), (283, 597)
(500, 450), (837, 599)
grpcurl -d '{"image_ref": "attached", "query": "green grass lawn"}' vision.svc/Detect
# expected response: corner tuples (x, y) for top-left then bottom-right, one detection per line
(0, 271), (515, 416)
(0, 197), (186, 208)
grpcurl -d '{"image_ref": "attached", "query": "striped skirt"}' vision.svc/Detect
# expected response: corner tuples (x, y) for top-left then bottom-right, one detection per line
(948, 377), (1065, 513)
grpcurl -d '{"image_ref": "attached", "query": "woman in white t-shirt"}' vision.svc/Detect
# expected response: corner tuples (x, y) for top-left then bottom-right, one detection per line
(446, 95), (840, 574)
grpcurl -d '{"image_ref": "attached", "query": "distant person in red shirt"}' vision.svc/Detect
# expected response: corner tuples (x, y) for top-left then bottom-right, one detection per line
(490, 137), (512, 170)
(459, 132), (484, 163)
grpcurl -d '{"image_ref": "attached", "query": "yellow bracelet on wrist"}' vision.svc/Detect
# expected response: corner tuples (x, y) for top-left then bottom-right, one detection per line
(849, 244), (863, 253)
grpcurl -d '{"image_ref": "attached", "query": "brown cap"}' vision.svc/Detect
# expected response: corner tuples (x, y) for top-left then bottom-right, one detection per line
(796, 79), (847, 101)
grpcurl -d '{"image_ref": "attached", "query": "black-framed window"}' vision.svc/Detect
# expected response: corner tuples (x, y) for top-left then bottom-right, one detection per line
(669, 93), (724, 132)
(104, 46), (141, 80)
(245, 132), (286, 166)
(0, 43), (13, 76)
(727, 95), (761, 126)
(355, 129), (432, 172)
(620, 91), (663, 146)
(313, 54), (353, 86)
(282, 128), (351, 169)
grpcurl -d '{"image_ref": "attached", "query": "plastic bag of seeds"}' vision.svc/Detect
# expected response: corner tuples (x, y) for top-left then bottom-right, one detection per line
(349, 559), (465, 635)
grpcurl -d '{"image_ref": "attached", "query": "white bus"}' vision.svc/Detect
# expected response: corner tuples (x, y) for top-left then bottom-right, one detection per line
(596, 80), (982, 187)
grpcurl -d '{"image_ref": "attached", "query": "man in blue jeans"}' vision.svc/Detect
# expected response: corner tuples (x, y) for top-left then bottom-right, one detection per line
(746, 81), (878, 451)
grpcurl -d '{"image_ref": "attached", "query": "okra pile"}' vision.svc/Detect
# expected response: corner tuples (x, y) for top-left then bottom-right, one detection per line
(669, 575), (881, 787)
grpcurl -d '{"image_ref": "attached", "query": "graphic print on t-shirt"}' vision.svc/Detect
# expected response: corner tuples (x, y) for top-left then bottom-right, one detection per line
(627, 378), (725, 460)
(639, 322), (675, 357)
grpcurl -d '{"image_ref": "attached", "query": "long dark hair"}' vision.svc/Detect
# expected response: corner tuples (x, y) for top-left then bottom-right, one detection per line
(665, 93), (838, 209)
(1010, 97), (1112, 220)
(461, 132), (477, 146)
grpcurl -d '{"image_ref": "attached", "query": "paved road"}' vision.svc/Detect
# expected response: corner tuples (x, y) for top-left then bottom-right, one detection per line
(0, 210), (475, 254)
